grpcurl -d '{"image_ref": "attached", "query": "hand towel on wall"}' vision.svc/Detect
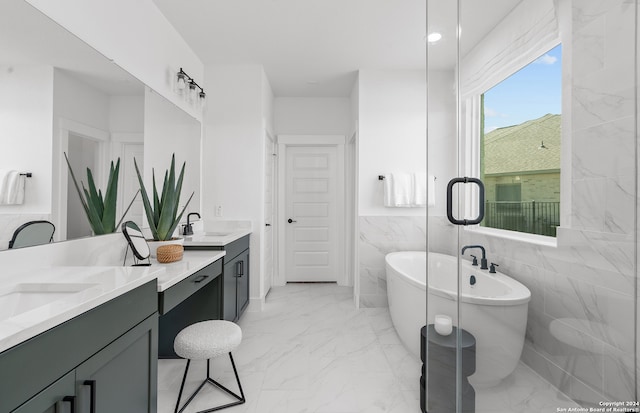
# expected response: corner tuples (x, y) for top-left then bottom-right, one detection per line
(412, 173), (428, 206)
(384, 172), (413, 207)
(0, 170), (26, 205)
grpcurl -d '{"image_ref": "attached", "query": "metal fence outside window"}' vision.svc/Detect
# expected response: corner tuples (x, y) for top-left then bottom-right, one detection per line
(483, 201), (560, 237)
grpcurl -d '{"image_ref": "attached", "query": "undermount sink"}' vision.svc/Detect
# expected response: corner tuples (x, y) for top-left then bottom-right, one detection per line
(203, 232), (232, 237)
(0, 283), (98, 322)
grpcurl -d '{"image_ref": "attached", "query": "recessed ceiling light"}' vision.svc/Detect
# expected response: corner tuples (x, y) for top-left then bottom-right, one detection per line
(427, 32), (442, 43)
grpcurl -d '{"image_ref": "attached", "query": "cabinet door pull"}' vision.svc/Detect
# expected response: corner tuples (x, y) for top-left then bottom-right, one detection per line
(235, 261), (244, 277)
(193, 275), (209, 283)
(61, 396), (75, 413)
(83, 380), (96, 413)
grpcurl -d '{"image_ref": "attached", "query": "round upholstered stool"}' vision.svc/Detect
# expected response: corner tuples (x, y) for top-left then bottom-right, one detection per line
(173, 320), (245, 413)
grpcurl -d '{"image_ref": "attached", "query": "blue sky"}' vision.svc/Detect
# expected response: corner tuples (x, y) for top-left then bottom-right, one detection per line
(483, 44), (562, 133)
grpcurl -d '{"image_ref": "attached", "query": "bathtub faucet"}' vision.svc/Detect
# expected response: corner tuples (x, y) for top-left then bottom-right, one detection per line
(461, 245), (488, 270)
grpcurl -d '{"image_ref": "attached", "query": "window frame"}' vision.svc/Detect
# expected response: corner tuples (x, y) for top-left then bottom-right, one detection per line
(460, 40), (563, 245)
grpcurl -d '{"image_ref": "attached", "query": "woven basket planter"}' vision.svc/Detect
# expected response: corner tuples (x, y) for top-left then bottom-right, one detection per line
(156, 244), (184, 263)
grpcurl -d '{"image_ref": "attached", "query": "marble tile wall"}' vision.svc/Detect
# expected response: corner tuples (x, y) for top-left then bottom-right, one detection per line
(462, 226), (635, 405)
(358, 216), (428, 308)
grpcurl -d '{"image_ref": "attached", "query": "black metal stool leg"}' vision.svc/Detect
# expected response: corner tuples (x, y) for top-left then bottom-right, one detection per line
(229, 353), (245, 401)
(174, 359), (191, 413)
(174, 353), (245, 413)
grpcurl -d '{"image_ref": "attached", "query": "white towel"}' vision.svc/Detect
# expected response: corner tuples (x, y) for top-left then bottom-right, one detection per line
(0, 169), (10, 204)
(11, 173), (25, 204)
(412, 172), (428, 207)
(384, 172), (413, 207)
(0, 170), (25, 205)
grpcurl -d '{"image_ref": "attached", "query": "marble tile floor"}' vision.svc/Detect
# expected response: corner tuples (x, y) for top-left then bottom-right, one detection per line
(158, 283), (580, 413)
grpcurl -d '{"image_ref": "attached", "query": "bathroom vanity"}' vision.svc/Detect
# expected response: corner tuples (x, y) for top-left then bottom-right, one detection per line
(156, 250), (225, 358)
(0, 266), (161, 413)
(183, 231), (251, 323)
(155, 228), (252, 357)
(0, 228), (252, 410)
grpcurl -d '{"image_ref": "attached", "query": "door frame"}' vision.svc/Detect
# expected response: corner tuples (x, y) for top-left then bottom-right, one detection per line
(276, 135), (347, 286)
(111, 133), (144, 226)
(263, 128), (277, 297)
(54, 118), (109, 241)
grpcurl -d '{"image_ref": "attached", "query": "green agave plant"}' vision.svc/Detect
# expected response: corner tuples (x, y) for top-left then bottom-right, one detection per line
(64, 153), (139, 235)
(134, 154), (194, 241)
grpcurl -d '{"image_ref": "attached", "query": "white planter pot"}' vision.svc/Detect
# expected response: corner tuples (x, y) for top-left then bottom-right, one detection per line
(147, 237), (184, 258)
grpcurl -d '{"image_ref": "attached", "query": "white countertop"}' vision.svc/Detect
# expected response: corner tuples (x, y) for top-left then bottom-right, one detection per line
(0, 265), (163, 353)
(154, 250), (226, 291)
(0, 248), (227, 353)
(183, 229), (251, 247)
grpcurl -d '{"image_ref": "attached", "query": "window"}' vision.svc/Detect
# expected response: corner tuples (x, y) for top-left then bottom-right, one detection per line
(480, 44), (562, 237)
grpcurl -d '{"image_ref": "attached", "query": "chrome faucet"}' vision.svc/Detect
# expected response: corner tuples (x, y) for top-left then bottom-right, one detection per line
(461, 245), (488, 270)
(183, 212), (201, 236)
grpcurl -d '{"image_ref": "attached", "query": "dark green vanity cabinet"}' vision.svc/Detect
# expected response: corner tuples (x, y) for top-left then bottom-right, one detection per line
(157, 258), (223, 358)
(11, 371), (75, 413)
(0, 280), (158, 413)
(223, 247), (250, 322)
(185, 234), (250, 323)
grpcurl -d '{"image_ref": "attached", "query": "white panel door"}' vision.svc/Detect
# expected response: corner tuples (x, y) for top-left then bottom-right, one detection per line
(285, 146), (340, 282)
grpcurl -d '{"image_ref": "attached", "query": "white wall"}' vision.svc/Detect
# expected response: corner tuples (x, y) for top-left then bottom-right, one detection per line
(24, 0), (204, 121)
(53, 70), (111, 132)
(203, 64), (273, 302)
(109, 96), (145, 133)
(52, 68), (113, 240)
(0, 65), (53, 249)
(427, 70), (456, 217)
(143, 88), (201, 225)
(262, 71), (275, 136)
(355, 69), (430, 306)
(274, 97), (351, 136)
(0, 65), (53, 215)
(358, 69), (427, 216)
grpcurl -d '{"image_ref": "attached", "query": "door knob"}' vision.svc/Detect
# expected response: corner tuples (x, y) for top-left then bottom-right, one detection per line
(287, 218), (297, 223)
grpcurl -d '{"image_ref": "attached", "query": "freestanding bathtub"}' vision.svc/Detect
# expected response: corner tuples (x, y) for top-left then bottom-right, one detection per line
(385, 251), (531, 388)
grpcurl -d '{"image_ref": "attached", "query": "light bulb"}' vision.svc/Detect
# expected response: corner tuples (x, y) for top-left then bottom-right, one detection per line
(177, 72), (186, 90)
(189, 82), (197, 102)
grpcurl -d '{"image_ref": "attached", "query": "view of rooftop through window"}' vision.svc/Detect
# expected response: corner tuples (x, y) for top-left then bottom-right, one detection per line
(480, 44), (562, 237)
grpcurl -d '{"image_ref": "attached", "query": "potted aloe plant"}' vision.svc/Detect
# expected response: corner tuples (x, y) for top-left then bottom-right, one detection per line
(65, 153), (139, 235)
(134, 154), (194, 256)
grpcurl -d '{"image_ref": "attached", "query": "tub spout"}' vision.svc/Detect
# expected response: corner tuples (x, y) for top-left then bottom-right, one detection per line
(461, 245), (488, 270)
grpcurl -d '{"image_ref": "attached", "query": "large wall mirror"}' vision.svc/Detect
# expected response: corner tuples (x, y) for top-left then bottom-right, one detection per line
(0, 0), (201, 250)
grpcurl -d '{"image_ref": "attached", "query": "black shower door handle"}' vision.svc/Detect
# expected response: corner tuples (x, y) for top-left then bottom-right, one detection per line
(446, 177), (485, 225)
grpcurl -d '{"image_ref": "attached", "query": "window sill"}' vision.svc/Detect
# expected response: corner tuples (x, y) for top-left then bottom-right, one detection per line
(465, 226), (558, 248)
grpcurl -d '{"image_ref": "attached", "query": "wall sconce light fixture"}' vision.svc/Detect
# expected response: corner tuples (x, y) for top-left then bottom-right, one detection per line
(176, 68), (205, 103)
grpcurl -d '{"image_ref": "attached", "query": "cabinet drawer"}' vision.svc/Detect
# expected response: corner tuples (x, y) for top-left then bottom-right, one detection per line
(159, 259), (222, 314)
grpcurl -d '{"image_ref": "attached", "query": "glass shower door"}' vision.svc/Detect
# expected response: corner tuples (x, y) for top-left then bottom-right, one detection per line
(427, 0), (638, 412)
